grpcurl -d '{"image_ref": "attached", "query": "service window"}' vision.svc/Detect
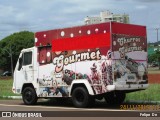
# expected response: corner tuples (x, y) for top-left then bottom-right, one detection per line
(23, 52), (32, 66)
(38, 46), (52, 64)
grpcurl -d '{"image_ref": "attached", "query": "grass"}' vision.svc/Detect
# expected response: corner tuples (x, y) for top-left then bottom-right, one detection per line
(125, 84), (160, 102)
(0, 78), (160, 102)
(0, 79), (20, 97)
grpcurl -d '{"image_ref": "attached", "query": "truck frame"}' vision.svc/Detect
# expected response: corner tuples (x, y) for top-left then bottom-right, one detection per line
(12, 22), (148, 108)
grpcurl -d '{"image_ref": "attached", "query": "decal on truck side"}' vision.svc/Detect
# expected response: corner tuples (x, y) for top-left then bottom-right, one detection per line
(53, 50), (101, 73)
(112, 34), (148, 85)
(38, 47), (113, 97)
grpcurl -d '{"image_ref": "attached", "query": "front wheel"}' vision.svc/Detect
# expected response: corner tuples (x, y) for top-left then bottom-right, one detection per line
(22, 87), (38, 105)
(72, 87), (94, 108)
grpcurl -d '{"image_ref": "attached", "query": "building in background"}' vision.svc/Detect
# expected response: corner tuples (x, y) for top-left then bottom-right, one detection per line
(84, 10), (130, 25)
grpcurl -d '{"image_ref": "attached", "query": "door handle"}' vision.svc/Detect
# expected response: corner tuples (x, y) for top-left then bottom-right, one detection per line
(29, 66), (33, 69)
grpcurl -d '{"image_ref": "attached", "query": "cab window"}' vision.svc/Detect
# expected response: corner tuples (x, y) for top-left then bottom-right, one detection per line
(23, 52), (32, 66)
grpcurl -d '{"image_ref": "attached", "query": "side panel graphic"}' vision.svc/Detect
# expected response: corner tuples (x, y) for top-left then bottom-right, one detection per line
(112, 34), (148, 85)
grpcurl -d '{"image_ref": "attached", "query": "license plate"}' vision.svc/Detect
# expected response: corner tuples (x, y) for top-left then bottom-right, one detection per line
(127, 74), (136, 81)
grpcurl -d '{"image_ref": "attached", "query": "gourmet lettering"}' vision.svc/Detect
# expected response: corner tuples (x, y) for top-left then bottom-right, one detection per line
(53, 50), (101, 72)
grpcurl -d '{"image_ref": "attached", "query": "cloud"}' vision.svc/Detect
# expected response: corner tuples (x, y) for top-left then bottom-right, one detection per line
(0, 0), (159, 42)
(0, 0), (115, 32)
(135, 5), (148, 10)
(134, 0), (160, 3)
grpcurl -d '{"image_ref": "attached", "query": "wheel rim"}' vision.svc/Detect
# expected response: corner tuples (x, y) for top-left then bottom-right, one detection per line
(75, 91), (85, 103)
(24, 90), (33, 102)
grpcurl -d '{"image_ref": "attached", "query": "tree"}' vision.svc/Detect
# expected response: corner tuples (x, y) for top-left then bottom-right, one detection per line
(0, 31), (34, 72)
(148, 50), (160, 69)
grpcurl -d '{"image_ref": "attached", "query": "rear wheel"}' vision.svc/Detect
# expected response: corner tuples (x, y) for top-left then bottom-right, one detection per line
(22, 87), (38, 105)
(104, 91), (125, 105)
(72, 87), (94, 108)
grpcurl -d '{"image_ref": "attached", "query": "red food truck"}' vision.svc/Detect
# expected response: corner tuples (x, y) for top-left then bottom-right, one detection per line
(12, 22), (148, 108)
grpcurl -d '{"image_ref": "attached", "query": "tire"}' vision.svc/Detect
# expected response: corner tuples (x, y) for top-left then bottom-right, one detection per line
(104, 91), (125, 105)
(72, 87), (94, 108)
(22, 87), (38, 105)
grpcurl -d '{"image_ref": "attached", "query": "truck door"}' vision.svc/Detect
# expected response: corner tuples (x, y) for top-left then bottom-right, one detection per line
(22, 51), (34, 82)
(14, 50), (34, 92)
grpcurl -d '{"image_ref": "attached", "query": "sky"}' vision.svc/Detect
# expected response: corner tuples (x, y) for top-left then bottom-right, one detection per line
(0, 0), (160, 42)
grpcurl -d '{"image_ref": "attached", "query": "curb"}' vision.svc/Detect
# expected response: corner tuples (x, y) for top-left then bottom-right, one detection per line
(2, 96), (22, 99)
(124, 100), (160, 104)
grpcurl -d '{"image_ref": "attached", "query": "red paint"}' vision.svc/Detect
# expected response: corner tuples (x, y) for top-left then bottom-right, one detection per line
(38, 47), (52, 64)
(111, 22), (146, 37)
(35, 22), (147, 49)
(35, 22), (111, 47)
(52, 33), (110, 51)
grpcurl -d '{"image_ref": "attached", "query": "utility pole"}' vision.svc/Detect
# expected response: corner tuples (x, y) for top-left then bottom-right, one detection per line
(155, 28), (159, 42)
(10, 46), (13, 77)
(5, 45), (14, 77)
(155, 28), (160, 70)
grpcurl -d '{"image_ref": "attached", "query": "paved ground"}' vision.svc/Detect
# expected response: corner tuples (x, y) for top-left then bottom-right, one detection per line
(0, 99), (128, 117)
(0, 99), (160, 118)
(0, 99), (159, 111)
(0, 99), (122, 111)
